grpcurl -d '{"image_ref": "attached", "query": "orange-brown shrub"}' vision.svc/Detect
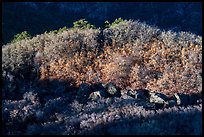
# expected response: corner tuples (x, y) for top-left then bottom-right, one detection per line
(2, 20), (202, 96)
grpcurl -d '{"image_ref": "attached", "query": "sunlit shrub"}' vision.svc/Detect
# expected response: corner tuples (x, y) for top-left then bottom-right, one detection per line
(49, 26), (67, 34)
(2, 19), (202, 95)
(11, 31), (31, 44)
(73, 19), (96, 29)
(104, 17), (125, 28)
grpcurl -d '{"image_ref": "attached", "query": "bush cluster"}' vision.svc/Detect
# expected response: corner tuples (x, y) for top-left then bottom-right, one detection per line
(48, 26), (67, 34)
(73, 19), (96, 30)
(104, 17), (125, 28)
(2, 19), (202, 96)
(11, 31), (31, 44)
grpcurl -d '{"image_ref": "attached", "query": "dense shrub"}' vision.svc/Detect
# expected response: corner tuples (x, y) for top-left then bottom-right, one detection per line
(103, 20), (161, 47)
(2, 19), (202, 96)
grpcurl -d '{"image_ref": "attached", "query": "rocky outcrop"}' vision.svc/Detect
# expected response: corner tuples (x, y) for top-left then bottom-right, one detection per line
(79, 84), (202, 110)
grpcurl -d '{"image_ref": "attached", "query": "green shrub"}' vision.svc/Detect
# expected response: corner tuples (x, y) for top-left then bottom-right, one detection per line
(49, 26), (67, 34)
(73, 19), (95, 29)
(104, 20), (111, 28)
(11, 31), (31, 43)
(58, 26), (67, 33)
(105, 18), (125, 28)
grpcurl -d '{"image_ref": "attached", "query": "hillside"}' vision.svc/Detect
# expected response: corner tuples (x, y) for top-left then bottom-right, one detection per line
(2, 19), (202, 135)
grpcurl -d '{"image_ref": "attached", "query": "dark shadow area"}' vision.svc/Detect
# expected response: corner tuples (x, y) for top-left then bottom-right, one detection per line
(79, 106), (202, 135)
(2, 71), (202, 108)
(2, 74), (202, 135)
(2, 2), (202, 45)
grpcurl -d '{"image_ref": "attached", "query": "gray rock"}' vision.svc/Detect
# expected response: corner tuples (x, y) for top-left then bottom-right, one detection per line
(120, 89), (128, 96)
(127, 89), (136, 97)
(149, 92), (168, 104)
(135, 89), (150, 100)
(120, 89), (134, 99)
(121, 94), (134, 99)
(106, 83), (118, 96)
(174, 93), (189, 106)
(88, 91), (102, 101)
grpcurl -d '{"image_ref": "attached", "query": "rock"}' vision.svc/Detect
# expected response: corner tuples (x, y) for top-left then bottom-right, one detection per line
(120, 89), (128, 96)
(121, 94), (134, 99)
(127, 89), (135, 98)
(167, 100), (176, 107)
(149, 92), (168, 104)
(91, 83), (108, 97)
(148, 92), (168, 109)
(120, 89), (134, 99)
(135, 90), (143, 99)
(106, 83), (120, 96)
(135, 89), (149, 100)
(88, 91), (102, 101)
(174, 93), (189, 106)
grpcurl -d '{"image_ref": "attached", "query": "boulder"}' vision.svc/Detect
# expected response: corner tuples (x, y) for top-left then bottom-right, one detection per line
(121, 94), (134, 99)
(174, 93), (189, 106)
(106, 83), (120, 97)
(127, 89), (135, 98)
(135, 89), (150, 100)
(120, 89), (128, 96)
(149, 92), (168, 105)
(88, 91), (102, 101)
(91, 83), (108, 97)
(120, 89), (134, 99)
